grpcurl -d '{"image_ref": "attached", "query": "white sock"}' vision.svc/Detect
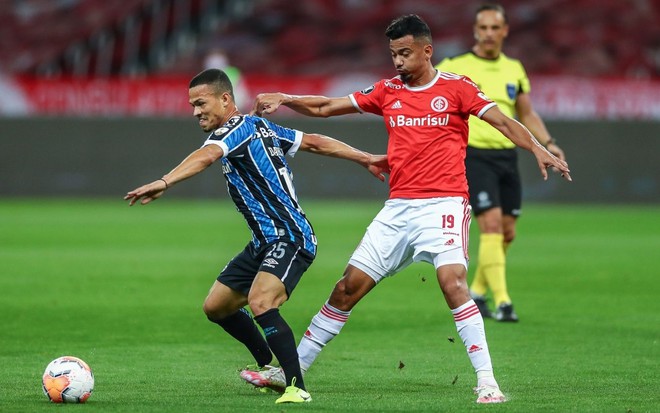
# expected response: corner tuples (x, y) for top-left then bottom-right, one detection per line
(297, 301), (351, 372)
(452, 300), (499, 388)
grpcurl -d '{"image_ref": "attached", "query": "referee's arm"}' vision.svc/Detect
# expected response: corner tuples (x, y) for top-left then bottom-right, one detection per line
(516, 93), (565, 161)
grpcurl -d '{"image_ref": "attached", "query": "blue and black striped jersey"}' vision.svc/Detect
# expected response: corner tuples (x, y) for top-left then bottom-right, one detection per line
(202, 115), (316, 255)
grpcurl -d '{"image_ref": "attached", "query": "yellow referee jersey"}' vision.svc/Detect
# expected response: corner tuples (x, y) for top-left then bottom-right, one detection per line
(436, 52), (530, 149)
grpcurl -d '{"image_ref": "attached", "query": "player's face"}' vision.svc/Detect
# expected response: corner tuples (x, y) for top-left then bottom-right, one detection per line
(473, 10), (508, 56)
(389, 35), (433, 85)
(189, 84), (230, 132)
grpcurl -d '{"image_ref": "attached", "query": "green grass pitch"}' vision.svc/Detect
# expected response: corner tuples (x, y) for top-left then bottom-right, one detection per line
(1, 199), (658, 412)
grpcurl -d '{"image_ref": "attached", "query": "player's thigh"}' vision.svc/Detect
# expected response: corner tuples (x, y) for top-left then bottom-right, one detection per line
(348, 201), (413, 282)
(203, 280), (247, 318)
(248, 271), (289, 315)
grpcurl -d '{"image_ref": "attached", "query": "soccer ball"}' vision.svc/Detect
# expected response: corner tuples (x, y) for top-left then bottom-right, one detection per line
(42, 356), (94, 403)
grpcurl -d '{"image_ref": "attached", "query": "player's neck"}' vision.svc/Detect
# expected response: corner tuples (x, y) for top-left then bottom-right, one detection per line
(406, 66), (437, 87)
(223, 106), (240, 124)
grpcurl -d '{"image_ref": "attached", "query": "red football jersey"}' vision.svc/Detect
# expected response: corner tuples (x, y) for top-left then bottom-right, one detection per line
(349, 71), (496, 199)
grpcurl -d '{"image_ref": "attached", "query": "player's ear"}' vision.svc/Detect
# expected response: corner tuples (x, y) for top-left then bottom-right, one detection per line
(222, 91), (232, 106)
(424, 43), (433, 60)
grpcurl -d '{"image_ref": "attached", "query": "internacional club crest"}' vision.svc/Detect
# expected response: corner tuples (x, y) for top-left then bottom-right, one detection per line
(431, 96), (448, 112)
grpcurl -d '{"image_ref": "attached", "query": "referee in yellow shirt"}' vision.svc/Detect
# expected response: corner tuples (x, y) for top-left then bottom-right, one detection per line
(436, 3), (567, 321)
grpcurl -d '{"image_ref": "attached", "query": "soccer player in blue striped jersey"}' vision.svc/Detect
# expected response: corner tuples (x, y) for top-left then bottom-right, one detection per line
(125, 68), (388, 404)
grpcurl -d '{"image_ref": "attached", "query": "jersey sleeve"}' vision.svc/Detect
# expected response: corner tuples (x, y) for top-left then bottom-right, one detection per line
(349, 81), (385, 116)
(459, 75), (497, 118)
(201, 116), (251, 158)
(516, 60), (531, 94)
(262, 118), (304, 157)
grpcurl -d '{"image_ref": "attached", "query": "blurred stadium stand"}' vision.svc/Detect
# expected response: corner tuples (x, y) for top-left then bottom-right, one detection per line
(1, 0), (658, 79)
(0, 0), (206, 76)
(1, 1), (658, 200)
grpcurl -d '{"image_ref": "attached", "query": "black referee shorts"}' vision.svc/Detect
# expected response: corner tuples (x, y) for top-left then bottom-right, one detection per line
(466, 146), (522, 217)
(218, 240), (315, 298)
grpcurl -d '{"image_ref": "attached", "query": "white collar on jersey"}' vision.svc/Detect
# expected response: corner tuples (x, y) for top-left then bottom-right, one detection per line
(402, 69), (441, 92)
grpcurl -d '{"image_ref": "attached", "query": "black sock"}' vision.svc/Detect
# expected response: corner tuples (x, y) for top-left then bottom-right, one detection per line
(212, 308), (272, 366)
(254, 308), (305, 390)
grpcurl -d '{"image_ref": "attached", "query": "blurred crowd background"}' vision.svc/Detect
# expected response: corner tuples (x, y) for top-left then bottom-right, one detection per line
(1, 0), (658, 80)
(1, 0), (658, 201)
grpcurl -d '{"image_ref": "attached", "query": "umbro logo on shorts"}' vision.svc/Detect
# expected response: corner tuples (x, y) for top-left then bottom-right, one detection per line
(263, 258), (279, 267)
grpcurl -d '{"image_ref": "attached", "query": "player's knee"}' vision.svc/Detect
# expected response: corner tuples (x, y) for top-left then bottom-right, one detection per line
(247, 292), (285, 316)
(202, 295), (241, 321)
(333, 277), (348, 295)
(328, 279), (356, 311)
(478, 208), (503, 230)
(437, 267), (468, 296)
(202, 300), (225, 322)
(503, 229), (516, 244)
(247, 300), (269, 316)
(441, 277), (466, 295)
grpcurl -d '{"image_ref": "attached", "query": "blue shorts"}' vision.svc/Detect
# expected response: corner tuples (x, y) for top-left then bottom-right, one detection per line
(218, 240), (315, 298)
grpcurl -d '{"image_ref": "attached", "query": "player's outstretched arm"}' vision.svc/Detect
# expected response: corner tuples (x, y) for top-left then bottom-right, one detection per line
(482, 106), (571, 182)
(251, 93), (358, 118)
(299, 133), (389, 181)
(124, 145), (224, 206)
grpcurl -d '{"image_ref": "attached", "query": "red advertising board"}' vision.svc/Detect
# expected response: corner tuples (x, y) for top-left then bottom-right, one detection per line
(1, 74), (658, 120)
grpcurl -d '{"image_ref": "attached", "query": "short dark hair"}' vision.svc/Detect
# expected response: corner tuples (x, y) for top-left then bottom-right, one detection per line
(385, 14), (432, 43)
(189, 68), (234, 99)
(476, 3), (508, 24)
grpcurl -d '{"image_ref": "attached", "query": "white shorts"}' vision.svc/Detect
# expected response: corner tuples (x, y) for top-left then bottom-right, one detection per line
(348, 197), (471, 284)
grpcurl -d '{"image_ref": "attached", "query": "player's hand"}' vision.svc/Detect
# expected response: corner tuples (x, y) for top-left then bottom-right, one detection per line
(124, 180), (167, 206)
(367, 154), (390, 182)
(532, 145), (572, 182)
(250, 93), (286, 116)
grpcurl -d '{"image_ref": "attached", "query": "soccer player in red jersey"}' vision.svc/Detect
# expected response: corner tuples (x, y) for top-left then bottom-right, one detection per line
(242, 14), (571, 404)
